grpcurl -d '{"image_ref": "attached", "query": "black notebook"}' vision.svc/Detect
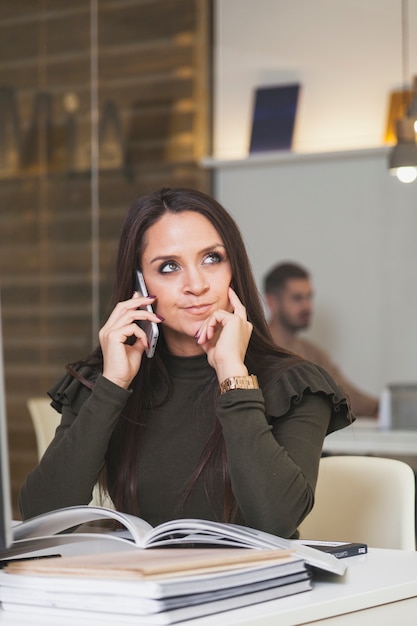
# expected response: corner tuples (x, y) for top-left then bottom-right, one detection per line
(300, 541), (367, 559)
(249, 83), (300, 153)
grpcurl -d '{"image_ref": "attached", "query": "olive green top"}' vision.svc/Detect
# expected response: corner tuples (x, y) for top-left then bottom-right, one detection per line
(19, 353), (351, 539)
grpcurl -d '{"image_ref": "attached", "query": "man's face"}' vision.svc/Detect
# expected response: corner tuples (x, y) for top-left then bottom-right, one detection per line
(268, 278), (314, 332)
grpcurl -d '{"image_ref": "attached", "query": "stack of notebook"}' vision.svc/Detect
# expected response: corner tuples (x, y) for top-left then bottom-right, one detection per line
(0, 547), (313, 623)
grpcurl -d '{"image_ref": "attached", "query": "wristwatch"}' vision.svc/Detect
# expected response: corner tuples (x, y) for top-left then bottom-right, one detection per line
(219, 374), (259, 394)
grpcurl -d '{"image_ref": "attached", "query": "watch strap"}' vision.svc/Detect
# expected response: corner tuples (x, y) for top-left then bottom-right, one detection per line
(219, 374), (259, 394)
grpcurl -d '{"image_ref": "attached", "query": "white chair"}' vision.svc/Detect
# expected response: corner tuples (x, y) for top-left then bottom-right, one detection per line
(27, 397), (61, 461)
(298, 455), (416, 550)
(27, 397), (114, 509)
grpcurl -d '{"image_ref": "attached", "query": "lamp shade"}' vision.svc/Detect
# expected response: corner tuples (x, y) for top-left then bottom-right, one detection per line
(388, 118), (417, 182)
(389, 141), (417, 169)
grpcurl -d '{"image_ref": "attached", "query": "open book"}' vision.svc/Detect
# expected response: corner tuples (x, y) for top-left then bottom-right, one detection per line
(1, 505), (347, 576)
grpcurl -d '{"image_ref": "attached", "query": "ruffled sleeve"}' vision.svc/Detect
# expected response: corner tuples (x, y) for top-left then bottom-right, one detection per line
(47, 365), (100, 414)
(262, 360), (353, 435)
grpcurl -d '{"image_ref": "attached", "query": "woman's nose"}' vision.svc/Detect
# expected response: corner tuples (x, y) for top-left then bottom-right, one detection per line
(183, 268), (209, 294)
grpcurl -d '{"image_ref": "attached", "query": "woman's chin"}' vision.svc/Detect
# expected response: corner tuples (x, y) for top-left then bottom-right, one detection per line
(163, 328), (205, 357)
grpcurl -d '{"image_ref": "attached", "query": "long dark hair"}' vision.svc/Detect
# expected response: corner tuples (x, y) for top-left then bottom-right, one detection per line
(70, 188), (298, 518)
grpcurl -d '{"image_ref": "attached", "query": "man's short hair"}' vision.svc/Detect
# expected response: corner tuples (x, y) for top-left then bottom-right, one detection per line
(263, 262), (310, 294)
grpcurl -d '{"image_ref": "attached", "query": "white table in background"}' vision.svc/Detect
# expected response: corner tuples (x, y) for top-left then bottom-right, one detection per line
(323, 418), (417, 462)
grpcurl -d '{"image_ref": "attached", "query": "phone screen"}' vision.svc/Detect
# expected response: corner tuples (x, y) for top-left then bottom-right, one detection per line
(135, 270), (159, 358)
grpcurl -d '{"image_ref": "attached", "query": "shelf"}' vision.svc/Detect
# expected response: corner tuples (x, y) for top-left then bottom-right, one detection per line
(201, 146), (390, 169)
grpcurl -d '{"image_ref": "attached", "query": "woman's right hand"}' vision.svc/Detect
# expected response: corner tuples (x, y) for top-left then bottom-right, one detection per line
(99, 292), (161, 389)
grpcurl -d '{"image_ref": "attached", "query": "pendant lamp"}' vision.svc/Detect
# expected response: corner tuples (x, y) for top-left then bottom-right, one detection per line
(388, 0), (417, 183)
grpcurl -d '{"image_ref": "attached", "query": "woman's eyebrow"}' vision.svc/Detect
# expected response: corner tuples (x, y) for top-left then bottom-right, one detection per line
(149, 244), (226, 265)
(149, 253), (179, 265)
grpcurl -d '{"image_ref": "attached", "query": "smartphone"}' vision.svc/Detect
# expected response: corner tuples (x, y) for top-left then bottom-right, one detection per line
(134, 270), (159, 358)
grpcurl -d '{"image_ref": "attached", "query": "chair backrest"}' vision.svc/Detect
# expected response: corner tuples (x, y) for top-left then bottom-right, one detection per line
(298, 455), (416, 550)
(27, 397), (113, 509)
(27, 397), (61, 460)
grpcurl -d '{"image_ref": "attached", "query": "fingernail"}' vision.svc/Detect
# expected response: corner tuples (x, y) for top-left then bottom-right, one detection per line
(147, 295), (157, 299)
(156, 314), (165, 321)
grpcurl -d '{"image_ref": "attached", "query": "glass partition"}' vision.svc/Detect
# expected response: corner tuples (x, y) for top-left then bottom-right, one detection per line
(0, 0), (212, 515)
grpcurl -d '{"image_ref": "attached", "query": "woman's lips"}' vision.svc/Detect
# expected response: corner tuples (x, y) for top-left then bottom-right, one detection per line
(183, 303), (213, 315)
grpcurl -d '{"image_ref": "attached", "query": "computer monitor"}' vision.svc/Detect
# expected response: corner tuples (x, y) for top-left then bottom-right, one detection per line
(0, 298), (13, 551)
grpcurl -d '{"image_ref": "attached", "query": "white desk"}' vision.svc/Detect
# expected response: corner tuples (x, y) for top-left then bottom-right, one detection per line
(323, 418), (417, 459)
(1, 549), (417, 625)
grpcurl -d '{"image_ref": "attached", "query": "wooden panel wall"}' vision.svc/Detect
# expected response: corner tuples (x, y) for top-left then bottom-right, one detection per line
(0, 0), (212, 517)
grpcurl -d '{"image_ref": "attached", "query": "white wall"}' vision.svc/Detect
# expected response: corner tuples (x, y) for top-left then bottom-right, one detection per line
(210, 1), (417, 397)
(212, 150), (417, 395)
(214, 0), (417, 158)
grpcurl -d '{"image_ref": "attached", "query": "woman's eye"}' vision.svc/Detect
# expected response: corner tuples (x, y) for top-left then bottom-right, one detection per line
(160, 261), (179, 273)
(203, 252), (223, 265)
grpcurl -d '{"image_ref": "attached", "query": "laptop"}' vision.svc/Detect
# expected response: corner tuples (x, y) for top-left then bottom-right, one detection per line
(0, 297), (13, 552)
(379, 384), (417, 430)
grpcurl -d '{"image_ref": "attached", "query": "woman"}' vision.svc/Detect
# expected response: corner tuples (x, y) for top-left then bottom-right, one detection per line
(19, 187), (352, 538)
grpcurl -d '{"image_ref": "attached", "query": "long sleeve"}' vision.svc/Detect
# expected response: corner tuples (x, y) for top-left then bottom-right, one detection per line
(218, 389), (332, 538)
(18, 355), (351, 541)
(19, 375), (130, 520)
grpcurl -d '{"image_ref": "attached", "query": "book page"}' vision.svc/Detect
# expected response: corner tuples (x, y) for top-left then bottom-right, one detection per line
(144, 519), (347, 576)
(12, 506), (152, 545)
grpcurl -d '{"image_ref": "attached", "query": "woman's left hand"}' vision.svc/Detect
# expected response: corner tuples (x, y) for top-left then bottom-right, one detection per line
(196, 287), (253, 382)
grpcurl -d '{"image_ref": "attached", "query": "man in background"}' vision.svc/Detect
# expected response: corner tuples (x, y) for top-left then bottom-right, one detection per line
(263, 261), (379, 417)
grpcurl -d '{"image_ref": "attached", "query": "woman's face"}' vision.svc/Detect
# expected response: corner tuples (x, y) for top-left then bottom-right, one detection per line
(140, 211), (233, 356)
